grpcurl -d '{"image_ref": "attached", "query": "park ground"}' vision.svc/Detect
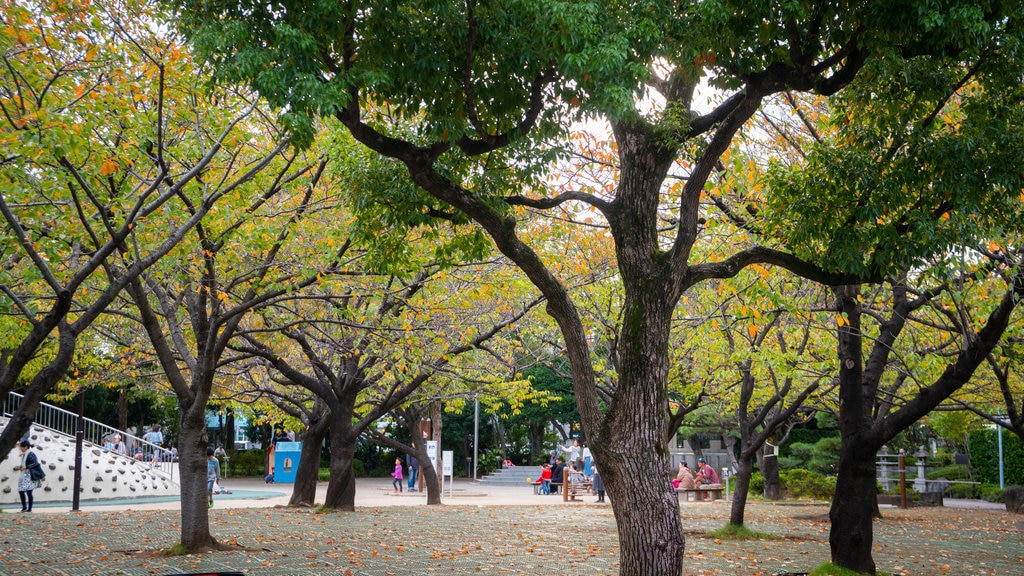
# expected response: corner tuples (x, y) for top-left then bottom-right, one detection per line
(0, 477), (1020, 575)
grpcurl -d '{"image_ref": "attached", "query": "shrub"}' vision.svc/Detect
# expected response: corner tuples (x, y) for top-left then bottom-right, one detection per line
(968, 429), (1024, 485)
(779, 468), (835, 500)
(232, 449), (266, 476)
(750, 471), (764, 494)
(927, 464), (969, 480)
(978, 484), (1005, 503)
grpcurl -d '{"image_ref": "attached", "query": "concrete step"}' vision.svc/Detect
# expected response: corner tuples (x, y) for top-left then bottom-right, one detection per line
(477, 465), (544, 485)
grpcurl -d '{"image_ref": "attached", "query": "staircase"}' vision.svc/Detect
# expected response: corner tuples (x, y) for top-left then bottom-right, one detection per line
(477, 465), (544, 486)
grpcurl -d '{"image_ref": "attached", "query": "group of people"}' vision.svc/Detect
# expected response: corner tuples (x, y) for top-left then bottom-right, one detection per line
(101, 425), (173, 463)
(391, 435), (427, 493)
(673, 457), (721, 490)
(534, 438), (605, 502)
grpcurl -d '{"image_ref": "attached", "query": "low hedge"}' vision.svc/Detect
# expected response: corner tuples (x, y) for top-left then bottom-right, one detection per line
(746, 469), (834, 500)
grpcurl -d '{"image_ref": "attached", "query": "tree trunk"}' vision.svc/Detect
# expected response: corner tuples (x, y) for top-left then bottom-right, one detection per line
(420, 449), (442, 505)
(600, 449), (683, 575)
(118, 386), (129, 432)
(828, 286), (876, 574)
(593, 291), (684, 576)
(760, 446), (782, 500)
(289, 418), (328, 507)
(829, 442), (878, 574)
(728, 455), (754, 526)
(225, 408), (235, 450)
(178, 397), (217, 551)
(688, 434), (704, 462)
(323, 422), (358, 511)
(528, 421), (546, 465)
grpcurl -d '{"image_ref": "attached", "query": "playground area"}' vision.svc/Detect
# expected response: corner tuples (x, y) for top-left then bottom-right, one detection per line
(0, 477), (1019, 575)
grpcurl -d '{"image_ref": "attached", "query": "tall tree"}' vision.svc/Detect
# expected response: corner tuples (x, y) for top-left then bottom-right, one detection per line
(0, 0), (285, 457)
(171, 2), (1024, 574)
(235, 259), (543, 508)
(125, 151), (332, 551)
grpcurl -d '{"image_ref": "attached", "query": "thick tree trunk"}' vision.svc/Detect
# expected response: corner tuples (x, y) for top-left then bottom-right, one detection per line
(178, 398), (217, 552)
(594, 291), (684, 576)
(728, 455), (754, 526)
(600, 449), (683, 575)
(289, 418), (328, 507)
(829, 442), (879, 574)
(760, 446), (782, 500)
(323, 422), (357, 511)
(829, 286), (876, 574)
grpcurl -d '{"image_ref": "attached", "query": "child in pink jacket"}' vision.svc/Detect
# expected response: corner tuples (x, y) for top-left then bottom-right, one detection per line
(392, 458), (404, 493)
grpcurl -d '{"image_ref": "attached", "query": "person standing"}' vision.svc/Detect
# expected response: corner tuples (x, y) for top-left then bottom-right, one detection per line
(142, 424), (163, 447)
(592, 464), (605, 503)
(559, 438), (582, 468)
(143, 425), (164, 463)
(539, 463), (553, 495)
(214, 443), (229, 477)
(406, 453), (419, 492)
(206, 446), (222, 508)
(391, 458), (404, 493)
(15, 440), (44, 512)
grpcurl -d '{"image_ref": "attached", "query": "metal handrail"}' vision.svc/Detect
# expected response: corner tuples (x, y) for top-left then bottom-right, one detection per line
(3, 391), (175, 478)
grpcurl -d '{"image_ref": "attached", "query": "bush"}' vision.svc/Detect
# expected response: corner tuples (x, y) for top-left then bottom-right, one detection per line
(968, 429), (1024, 485)
(927, 463), (969, 480)
(750, 471), (764, 494)
(779, 468), (835, 500)
(979, 484), (1005, 503)
(232, 449), (266, 476)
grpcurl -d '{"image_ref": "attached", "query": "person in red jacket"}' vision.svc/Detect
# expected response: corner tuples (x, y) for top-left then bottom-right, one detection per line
(696, 457), (720, 485)
(539, 463), (553, 494)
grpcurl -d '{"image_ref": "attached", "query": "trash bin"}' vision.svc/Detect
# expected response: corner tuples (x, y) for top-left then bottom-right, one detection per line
(273, 441), (301, 483)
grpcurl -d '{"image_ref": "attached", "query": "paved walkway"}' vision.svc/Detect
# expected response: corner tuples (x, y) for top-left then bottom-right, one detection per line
(0, 477), (1019, 575)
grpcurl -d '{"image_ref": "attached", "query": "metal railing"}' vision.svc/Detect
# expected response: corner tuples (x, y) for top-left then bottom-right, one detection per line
(3, 391), (175, 478)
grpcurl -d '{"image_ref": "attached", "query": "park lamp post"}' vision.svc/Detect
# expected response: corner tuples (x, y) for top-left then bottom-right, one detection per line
(996, 414), (1008, 490)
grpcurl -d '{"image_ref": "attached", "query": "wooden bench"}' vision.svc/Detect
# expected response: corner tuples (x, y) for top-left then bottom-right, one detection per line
(677, 484), (724, 502)
(531, 480), (562, 494)
(565, 480), (592, 501)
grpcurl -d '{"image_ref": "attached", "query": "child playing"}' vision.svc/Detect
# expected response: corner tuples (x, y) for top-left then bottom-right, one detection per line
(206, 446), (221, 508)
(392, 458), (404, 493)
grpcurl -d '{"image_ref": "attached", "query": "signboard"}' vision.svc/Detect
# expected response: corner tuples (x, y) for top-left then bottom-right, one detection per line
(427, 440), (439, 473)
(442, 450), (454, 499)
(442, 450), (453, 476)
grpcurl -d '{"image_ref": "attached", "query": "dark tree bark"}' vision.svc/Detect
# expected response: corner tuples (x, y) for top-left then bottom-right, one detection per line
(289, 410), (329, 507)
(528, 421), (546, 465)
(324, 418), (358, 510)
(225, 408), (236, 451)
(828, 274), (1024, 574)
(759, 446), (782, 500)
